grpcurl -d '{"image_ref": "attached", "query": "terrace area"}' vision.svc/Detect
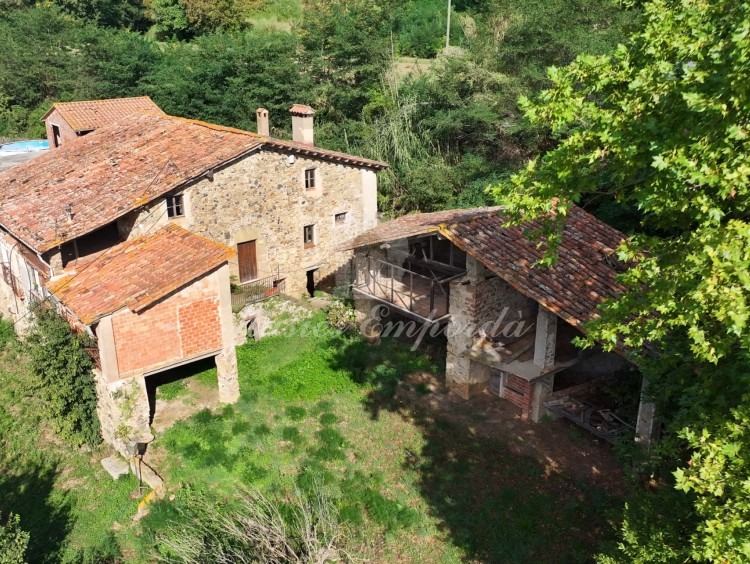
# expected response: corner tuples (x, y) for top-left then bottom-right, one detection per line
(351, 254), (465, 322)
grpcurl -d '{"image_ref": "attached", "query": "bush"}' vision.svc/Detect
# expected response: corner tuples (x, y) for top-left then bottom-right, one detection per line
(326, 301), (357, 333)
(0, 513), (29, 564)
(25, 307), (100, 446)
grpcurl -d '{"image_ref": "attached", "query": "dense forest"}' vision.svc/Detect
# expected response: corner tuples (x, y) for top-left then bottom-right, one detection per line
(3, 0), (750, 562)
(0, 0), (633, 216)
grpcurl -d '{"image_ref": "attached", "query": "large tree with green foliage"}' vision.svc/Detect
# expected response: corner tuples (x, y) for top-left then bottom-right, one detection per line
(491, 0), (750, 560)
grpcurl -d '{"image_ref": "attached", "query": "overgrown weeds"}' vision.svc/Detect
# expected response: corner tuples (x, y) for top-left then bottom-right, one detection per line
(155, 484), (351, 563)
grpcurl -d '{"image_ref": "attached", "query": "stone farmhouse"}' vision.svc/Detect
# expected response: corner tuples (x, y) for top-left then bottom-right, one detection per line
(0, 98), (386, 455)
(344, 206), (657, 444)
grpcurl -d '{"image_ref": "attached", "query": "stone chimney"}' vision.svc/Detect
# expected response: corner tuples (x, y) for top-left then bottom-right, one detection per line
(290, 104), (316, 146)
(256, 107), (269, 136)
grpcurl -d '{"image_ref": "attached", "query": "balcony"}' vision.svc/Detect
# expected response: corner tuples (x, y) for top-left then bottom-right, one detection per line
(352, 255), (465, 323)
(231, 273), (286, 311)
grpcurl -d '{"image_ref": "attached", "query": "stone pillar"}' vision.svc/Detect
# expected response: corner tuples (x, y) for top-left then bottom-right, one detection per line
(635, 377), (658, 446)
(94, 371), (152, 458)
(215, 263), (240, 403)
(446, 257), (490, 398)
(533, 307), (557, 370)
(531, 373), (554, 423)
(215, 347), (240, 404)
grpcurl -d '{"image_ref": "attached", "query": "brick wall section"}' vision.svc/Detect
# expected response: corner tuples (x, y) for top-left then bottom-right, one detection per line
(502, 374), (533, 417)
(111, 270), (223, 377)
(43, 109), (79, 147)
(179, 298), (221, 357)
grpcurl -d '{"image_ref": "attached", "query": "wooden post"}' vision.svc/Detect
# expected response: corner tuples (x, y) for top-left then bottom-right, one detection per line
(430, 280), (435, 313)
(390, 263), (394, 303)
(409, 272), (414, 311)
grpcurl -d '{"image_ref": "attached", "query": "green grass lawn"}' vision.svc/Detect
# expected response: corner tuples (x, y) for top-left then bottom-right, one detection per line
(0, 313), (620, 562)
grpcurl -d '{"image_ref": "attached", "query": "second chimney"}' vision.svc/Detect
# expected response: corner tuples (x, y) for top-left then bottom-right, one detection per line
(256, 107), (269, 136)
(290, 104), (315, 146)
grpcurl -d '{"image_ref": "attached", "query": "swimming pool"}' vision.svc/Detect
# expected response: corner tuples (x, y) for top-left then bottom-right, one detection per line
(0, 139), (50, 153)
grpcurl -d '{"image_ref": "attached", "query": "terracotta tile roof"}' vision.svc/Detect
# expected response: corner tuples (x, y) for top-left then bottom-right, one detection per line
(340, 207), (501, 250)
(41, 96), (164, 132)
(441, 206), (627, 330)
(0, 112), (265, 253)
(0, 111), (387, 253)
(47, 224), (232, 324)
(345, 206), (627, 330)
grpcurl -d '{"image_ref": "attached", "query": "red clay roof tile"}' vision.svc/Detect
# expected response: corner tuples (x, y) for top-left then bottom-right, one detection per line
(47, 224), (232, 324)
(344, 206), (627, 330)
(0, 111), (387, 253)
(41, 96), (164, 132)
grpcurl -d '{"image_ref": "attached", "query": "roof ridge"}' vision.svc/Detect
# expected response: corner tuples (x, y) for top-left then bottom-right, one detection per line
(54, 96), (154, 108)
(159, 114), (264, 138)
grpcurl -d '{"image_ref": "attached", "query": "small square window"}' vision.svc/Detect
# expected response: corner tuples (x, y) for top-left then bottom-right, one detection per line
(303, 224), (316, 247)
(166, 194), (184, 218)
(304, 168), (316, 190)
(334, 212), (347, 225)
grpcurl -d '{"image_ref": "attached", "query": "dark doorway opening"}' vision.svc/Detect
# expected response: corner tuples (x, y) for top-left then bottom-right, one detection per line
(145, 356), (216, 424)
(306, 268), (317, 297)
(52, 124), (61, 147)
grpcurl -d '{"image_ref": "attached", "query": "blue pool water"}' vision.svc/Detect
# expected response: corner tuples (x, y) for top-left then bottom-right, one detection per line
(0, 139), (50, 152)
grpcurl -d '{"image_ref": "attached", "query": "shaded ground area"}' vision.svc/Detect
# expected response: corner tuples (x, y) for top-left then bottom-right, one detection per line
(143, 318), (626, 562)
(396, 372), (626, 494)
(328, 337), (626, 562)
(145, 357), (220, 434)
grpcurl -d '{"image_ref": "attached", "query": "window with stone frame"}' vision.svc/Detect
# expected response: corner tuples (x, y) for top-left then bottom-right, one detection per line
(334, 212), (348, 225)
(304, 168), (317, 190)
(303, 224), (316, 248)
(166, 194), (185, 218)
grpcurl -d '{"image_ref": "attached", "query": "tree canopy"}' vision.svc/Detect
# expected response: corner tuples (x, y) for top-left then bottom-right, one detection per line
(491, 0), (750, 560)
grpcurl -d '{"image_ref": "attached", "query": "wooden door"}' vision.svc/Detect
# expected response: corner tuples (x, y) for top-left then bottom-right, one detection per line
(238, 240), (258, 283)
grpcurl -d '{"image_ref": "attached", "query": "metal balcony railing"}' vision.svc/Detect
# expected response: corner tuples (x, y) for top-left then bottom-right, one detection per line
(1, 263), (43, 303)
(352, 255), (464, 322)
(230, 273), (286, 309)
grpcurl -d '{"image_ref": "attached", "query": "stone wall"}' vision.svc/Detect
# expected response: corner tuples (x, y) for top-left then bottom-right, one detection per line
(175, 148), (377, 297)
(444, 256), (537, 401)
(475, 276), (536, 338)
(94, 369), (151, 457)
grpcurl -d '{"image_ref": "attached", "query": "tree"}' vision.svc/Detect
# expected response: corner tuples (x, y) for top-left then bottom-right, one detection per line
(298, 0), (392, 120)
(491, 0), (750, 560)
(26, 307), (100, 447)
(142, 29), (311, 133)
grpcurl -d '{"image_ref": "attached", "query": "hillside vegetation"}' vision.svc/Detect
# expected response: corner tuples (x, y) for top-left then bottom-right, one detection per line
(0, 0), (634, 217)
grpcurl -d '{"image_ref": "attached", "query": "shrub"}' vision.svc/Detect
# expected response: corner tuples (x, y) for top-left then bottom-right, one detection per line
(0, 317), (16, 349)
(0, 513), (29, 564)
(326, 301), (357, 333)
(25, 306), (100, 446)
(155, 485), (350, 563)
